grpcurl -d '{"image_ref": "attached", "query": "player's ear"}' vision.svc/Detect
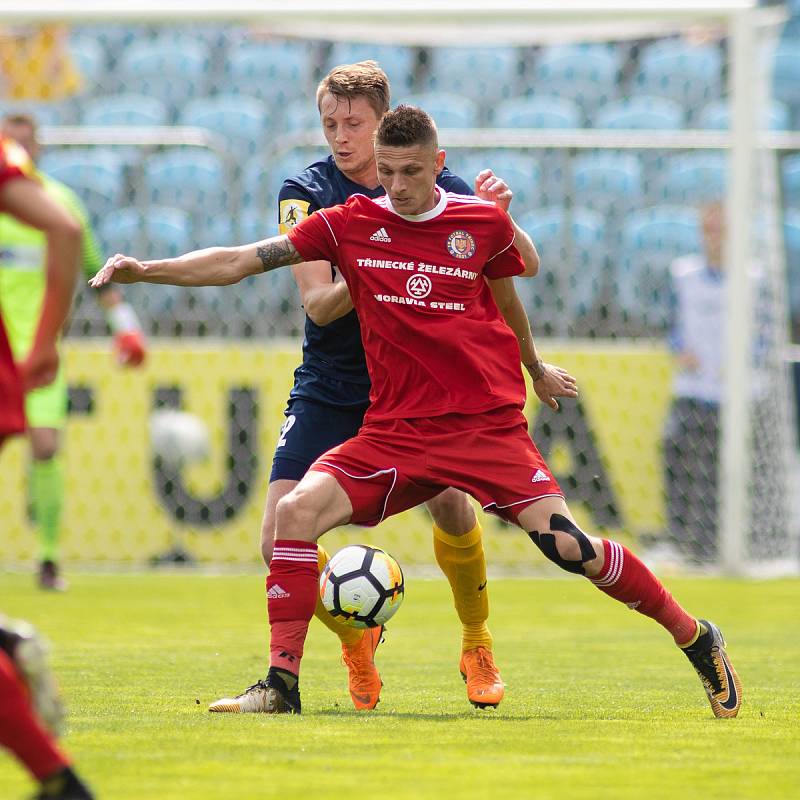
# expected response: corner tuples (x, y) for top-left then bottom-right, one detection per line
(434, 149), (446, 175)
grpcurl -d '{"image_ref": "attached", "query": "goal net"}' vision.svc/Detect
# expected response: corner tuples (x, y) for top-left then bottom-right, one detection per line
(0, 1), (797, 575)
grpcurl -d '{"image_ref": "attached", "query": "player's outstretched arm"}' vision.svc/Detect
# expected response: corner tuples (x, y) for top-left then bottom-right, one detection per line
(487, 277), (577, 410)
(89, 235), (303, 289)
(474, 169), (539, 277)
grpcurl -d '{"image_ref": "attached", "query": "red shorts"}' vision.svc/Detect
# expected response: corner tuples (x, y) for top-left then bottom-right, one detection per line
(0, 317), (25, 438)
(310, 406), (562, 526)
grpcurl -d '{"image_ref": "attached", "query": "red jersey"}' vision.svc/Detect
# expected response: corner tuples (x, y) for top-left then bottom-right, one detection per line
(288, 190), (526, 422)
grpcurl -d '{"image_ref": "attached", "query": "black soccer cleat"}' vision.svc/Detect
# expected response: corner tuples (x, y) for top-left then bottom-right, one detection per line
(681, 619), (742, 718)
(34, 766), (95, 799)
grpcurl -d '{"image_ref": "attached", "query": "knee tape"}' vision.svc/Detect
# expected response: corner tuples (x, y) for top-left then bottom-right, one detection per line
(528, 513), (596, 575)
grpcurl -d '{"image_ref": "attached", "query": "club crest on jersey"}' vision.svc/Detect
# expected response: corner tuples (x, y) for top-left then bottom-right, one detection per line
(406, 273), (432, 299)
(447, 230), (476, 260)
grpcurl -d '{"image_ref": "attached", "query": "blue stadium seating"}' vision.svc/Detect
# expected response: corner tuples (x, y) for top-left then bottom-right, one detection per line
(325, 43), (416, 93)
(785, 209), (800, 318)
(424, 48), (519, 109)
(492, 95), (582, 129)
(782, 154), (800, 208)
(618, 206), (702, 328)
(533, 45), (621, 122)
(656, 153), (727, 205)
(69, 36), (109, 95)
(633, 40), (723, 114)
(0, 101), (70, 127)
(772, 42), (800, 106)
(399, 92), (478, 128)
(571, 152), (643, 216)
(515, 206), (607, 324)
(594, 96), (684, 130)
(282, 98), (322, 133)
(448, 150), (541, 211)
(142, 149), (227, 217)
(697, 99), (791, 131)
(38, 148), (125, 225)
(180, 94), (270, 158)
(82, 94), (169, 126)
(266, 148), (330, 202)
(117, 40), (211, 117)
(223, 42), (313, 107)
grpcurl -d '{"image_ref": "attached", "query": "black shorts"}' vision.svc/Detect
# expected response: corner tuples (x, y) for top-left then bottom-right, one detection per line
(269, 397), (367, 482)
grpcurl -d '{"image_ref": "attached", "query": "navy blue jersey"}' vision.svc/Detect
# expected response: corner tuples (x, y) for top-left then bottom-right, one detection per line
(278, 154), (471, 409)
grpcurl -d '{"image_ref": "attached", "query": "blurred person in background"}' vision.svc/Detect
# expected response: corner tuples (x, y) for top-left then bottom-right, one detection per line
(0, 114), (147, 591)
(0, 132), (79, 444)
(0, 616), (94, 799)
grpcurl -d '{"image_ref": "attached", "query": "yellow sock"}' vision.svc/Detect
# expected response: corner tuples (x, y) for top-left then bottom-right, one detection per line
(313, 544), (363, 646)
(433, 522), (493, 653)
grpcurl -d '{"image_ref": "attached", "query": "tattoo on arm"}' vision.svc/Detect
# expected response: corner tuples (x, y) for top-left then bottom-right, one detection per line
(256, 238), (303, 272)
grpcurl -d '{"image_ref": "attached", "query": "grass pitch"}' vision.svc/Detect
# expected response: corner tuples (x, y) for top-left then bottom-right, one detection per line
(1, 572), (798, 799)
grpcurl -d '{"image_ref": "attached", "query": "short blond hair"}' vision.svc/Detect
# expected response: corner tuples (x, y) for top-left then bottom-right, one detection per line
(316, 60), (391, 118)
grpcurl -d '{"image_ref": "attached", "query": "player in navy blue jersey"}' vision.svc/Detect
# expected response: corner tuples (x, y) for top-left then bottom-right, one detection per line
(209, 61), (544, 714)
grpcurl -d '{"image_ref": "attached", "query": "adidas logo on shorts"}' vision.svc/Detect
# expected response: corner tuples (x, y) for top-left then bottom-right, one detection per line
(267, 584), (290, 600)
(531, 469), (549, 483)
(369, 227), (392, 242)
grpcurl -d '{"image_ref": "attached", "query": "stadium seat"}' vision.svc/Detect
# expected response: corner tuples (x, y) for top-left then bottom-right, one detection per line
(696, 99), (791, 131)
(772, 42), (800, 107)
(492, 95), (582, 129)
(325, 43), (416, 93)
(656, 153), (727, 205)
(450, 150), (541, 211)
(399, 92), (478, 128)
(424, 48), (520, 109)
(784, 209), (800, 318)
(0, 101), (70, 127)
(180, 94), (270, 158)
(117, 40), (211, 118)
(37, 148), (125, 225)
(515, 206), (607, 326)
(782, 154), (800, 208)
(282, 98), (322, 133)
(618, 205), (702, 328)
(97, 205), (190, 318)
(223, 42), (313, 107)
(571, 152), (643, 216)
(68, 35), (108, 95)
(82, 93), (169, 126)
(532, 44), (621, 121)
(594, 96), (685, 130)
(633, 39), (724, 113)
(142, 149), (228, 218)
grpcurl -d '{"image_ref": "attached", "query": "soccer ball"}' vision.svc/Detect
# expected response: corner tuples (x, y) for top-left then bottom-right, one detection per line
(149, 410), (210, 467)
(319, 545), (405, 629)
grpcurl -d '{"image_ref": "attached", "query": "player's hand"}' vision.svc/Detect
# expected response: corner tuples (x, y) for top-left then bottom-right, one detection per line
(19, 340), (59, 391)
(90, 254), (146, 287)
(529, 362), (578, 411)
(474, 169), (513, 212)
(114, 329), (147, 367)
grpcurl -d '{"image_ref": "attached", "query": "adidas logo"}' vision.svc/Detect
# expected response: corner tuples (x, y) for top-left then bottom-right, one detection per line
(369, 227), (392, 242)
(531, 469), (549, 483)
(267, 584), (290, 600)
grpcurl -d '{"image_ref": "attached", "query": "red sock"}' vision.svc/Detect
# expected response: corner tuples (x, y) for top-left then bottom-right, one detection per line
(267, 539), (320, 675)
(590, 540), (698, 645)
(0, 650), (68, 781)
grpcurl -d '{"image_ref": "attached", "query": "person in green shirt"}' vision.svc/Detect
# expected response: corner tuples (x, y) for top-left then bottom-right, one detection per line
(0, 113), (147, 591)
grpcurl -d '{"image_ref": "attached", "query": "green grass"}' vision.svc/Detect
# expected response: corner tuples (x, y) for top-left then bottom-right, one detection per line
(1, 573), (799, 799)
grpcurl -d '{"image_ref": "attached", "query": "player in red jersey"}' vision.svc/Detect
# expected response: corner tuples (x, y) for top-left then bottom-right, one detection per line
(0, 135), (80, 447)
(92, 105), (741, 720)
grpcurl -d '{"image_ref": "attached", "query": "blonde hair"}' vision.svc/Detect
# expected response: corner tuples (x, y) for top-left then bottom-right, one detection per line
(316, 60), (391, 118)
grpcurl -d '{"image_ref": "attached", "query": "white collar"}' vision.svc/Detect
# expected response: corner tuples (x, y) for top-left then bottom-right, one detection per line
(384, 187), (448, 222)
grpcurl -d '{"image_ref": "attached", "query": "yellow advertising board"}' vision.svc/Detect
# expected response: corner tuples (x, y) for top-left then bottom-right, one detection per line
(0, 340), (673, 566)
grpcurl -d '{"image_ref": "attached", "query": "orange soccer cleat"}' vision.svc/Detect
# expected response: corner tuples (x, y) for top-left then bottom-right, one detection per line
(341, 625), (384, 710)
(459, 646), (505, 709)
